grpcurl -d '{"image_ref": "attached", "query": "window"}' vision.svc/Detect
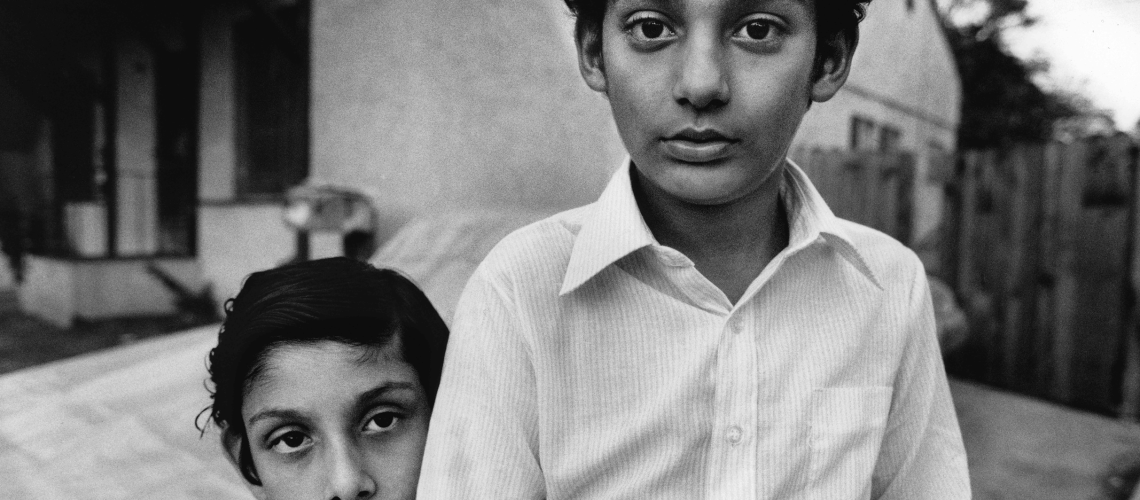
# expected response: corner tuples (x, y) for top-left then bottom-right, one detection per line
(850, 116), (877, 151)
(234, 4), (310, 198)
(879, 125), (903, 152)
(926, 141), (955, 183)
(155, 47), (199, 255)
(850, 117), (905, 153)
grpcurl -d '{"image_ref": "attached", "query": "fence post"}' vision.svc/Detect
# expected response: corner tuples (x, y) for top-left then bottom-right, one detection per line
(1051, 140), (1086, 405)
(1119, 138), (1140, 420)
(956, 151), (979, 299)
(1033, 142), (1064, 395)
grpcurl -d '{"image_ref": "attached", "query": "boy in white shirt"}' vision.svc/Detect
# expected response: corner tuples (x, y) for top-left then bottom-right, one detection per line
(418, 0), (970, 498)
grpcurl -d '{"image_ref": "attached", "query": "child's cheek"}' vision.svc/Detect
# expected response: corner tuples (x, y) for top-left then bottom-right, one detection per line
(366, 418), (430, 499)
(255, 455), (320, 500)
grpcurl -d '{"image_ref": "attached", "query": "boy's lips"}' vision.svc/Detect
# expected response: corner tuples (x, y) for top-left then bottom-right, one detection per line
(661, 128), (738, 163)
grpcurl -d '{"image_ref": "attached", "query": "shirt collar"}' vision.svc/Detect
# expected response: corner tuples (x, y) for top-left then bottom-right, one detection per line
(560, 159), (656, 295)
(559, 158), (881, 296)
(781, 159), (883, 290)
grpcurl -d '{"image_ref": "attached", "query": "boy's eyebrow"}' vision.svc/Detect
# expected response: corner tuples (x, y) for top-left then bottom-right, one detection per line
(617, 0), (682, 11)
(620, 0), (810, 16)
(737, 0), (812, 10)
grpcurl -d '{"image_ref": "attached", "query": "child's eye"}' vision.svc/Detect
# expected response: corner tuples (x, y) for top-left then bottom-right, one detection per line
(268, 430), (312, 454)
(733, 19), (780, 42)
(636, 20), (671, 40)
(363, 411), (402, 433)
(625, 14), (677, 44)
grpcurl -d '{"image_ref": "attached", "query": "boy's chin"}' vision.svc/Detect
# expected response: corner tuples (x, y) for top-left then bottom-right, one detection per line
(658, 180), (759, 207)
(649, 163), (778, 207)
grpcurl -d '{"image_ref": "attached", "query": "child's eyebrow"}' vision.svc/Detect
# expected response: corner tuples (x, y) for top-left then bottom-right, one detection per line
(247, 408), (308, 427)
(354, 382), (420, 410)
(358, 382), (417, 400)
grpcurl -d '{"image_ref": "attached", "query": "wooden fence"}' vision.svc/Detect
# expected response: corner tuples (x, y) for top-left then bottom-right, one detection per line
(791, 148), (916, 244)
(943, 136), (1140, 415)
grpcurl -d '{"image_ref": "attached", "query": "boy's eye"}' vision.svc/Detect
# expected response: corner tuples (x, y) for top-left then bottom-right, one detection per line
(741, 22), (770, 40)
(626, 15), (677, 44)
(363, 411), (402, 433)
(638, 20), (669, 39)
(268, 430), (312, 454)
(734, 20), (779, 41)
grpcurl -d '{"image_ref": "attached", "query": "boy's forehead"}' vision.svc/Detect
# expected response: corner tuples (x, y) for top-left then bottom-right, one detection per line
(610, 0), (811, 7)
(607, 0), (815, 17)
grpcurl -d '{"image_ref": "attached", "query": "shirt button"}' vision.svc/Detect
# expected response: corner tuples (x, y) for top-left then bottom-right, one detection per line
(730, 317), (744, 335)
(726, 425), (743, 445)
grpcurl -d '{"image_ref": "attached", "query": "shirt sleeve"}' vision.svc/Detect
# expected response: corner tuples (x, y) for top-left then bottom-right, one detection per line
(871, 269), (972, 499)
(416, 268), (546, 499)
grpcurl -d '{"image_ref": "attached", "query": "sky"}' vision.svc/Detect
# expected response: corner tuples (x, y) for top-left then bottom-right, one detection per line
(1002, 0), (1140, 130)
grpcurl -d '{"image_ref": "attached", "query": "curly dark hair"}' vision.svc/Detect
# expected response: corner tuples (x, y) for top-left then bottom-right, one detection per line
(197, 257), (449, 485)
(563, 0), (872, 77)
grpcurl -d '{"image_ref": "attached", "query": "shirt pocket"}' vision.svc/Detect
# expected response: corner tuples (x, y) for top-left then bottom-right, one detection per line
(808, 386), (893, 499)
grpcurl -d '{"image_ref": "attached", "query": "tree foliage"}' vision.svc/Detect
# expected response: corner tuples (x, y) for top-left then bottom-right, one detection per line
(938, 0), (1086, 148)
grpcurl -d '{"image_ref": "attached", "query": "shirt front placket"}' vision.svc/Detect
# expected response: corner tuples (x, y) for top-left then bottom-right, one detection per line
(651, 246), (760, 499)
(706, 306), (759, 499)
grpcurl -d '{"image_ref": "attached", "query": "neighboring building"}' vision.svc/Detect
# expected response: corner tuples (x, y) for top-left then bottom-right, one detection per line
(793, 0), (961, 244)
(0, 0), (961, 325)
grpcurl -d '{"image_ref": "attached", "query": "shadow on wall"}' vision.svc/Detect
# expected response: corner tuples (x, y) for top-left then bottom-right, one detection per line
(0, 252), (14, 290)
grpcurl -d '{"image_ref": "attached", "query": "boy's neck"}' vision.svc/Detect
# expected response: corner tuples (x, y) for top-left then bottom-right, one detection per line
(632, 164), (790, 305)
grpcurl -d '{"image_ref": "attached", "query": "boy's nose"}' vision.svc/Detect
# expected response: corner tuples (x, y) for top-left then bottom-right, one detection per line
(326, 442), (377, 500)
(672, 36), (730, 110)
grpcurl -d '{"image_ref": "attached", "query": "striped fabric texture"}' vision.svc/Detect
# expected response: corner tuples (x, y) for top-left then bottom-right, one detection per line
(417, 159), (971, 499)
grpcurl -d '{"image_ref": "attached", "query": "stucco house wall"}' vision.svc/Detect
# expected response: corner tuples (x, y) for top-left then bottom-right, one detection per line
(309, 0), (626, 222)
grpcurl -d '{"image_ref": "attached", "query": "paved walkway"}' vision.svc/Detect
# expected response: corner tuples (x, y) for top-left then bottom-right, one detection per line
(0, 325), (246, 499)
(957, 380), (1140, 499)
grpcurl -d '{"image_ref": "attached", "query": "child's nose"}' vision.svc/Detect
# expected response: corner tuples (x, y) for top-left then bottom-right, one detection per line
(672, 36), (730, 110)
(326, 442), (377, 500)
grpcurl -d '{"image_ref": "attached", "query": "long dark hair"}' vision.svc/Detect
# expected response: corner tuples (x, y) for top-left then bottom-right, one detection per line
(198, 257), (449, 485)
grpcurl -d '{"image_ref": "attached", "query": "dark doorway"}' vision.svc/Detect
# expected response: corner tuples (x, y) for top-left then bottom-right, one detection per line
(154, 37), (199, 256)
(233, 3), (310, 199)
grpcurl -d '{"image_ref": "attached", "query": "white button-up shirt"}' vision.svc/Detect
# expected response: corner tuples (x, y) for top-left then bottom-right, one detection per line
(418, 159), (970, 499)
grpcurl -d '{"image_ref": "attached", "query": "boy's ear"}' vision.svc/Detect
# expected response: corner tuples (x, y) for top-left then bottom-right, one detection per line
(810, 31), (858, 103)
(221, 428), (269, 500)
(575, 27), (607, 94)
